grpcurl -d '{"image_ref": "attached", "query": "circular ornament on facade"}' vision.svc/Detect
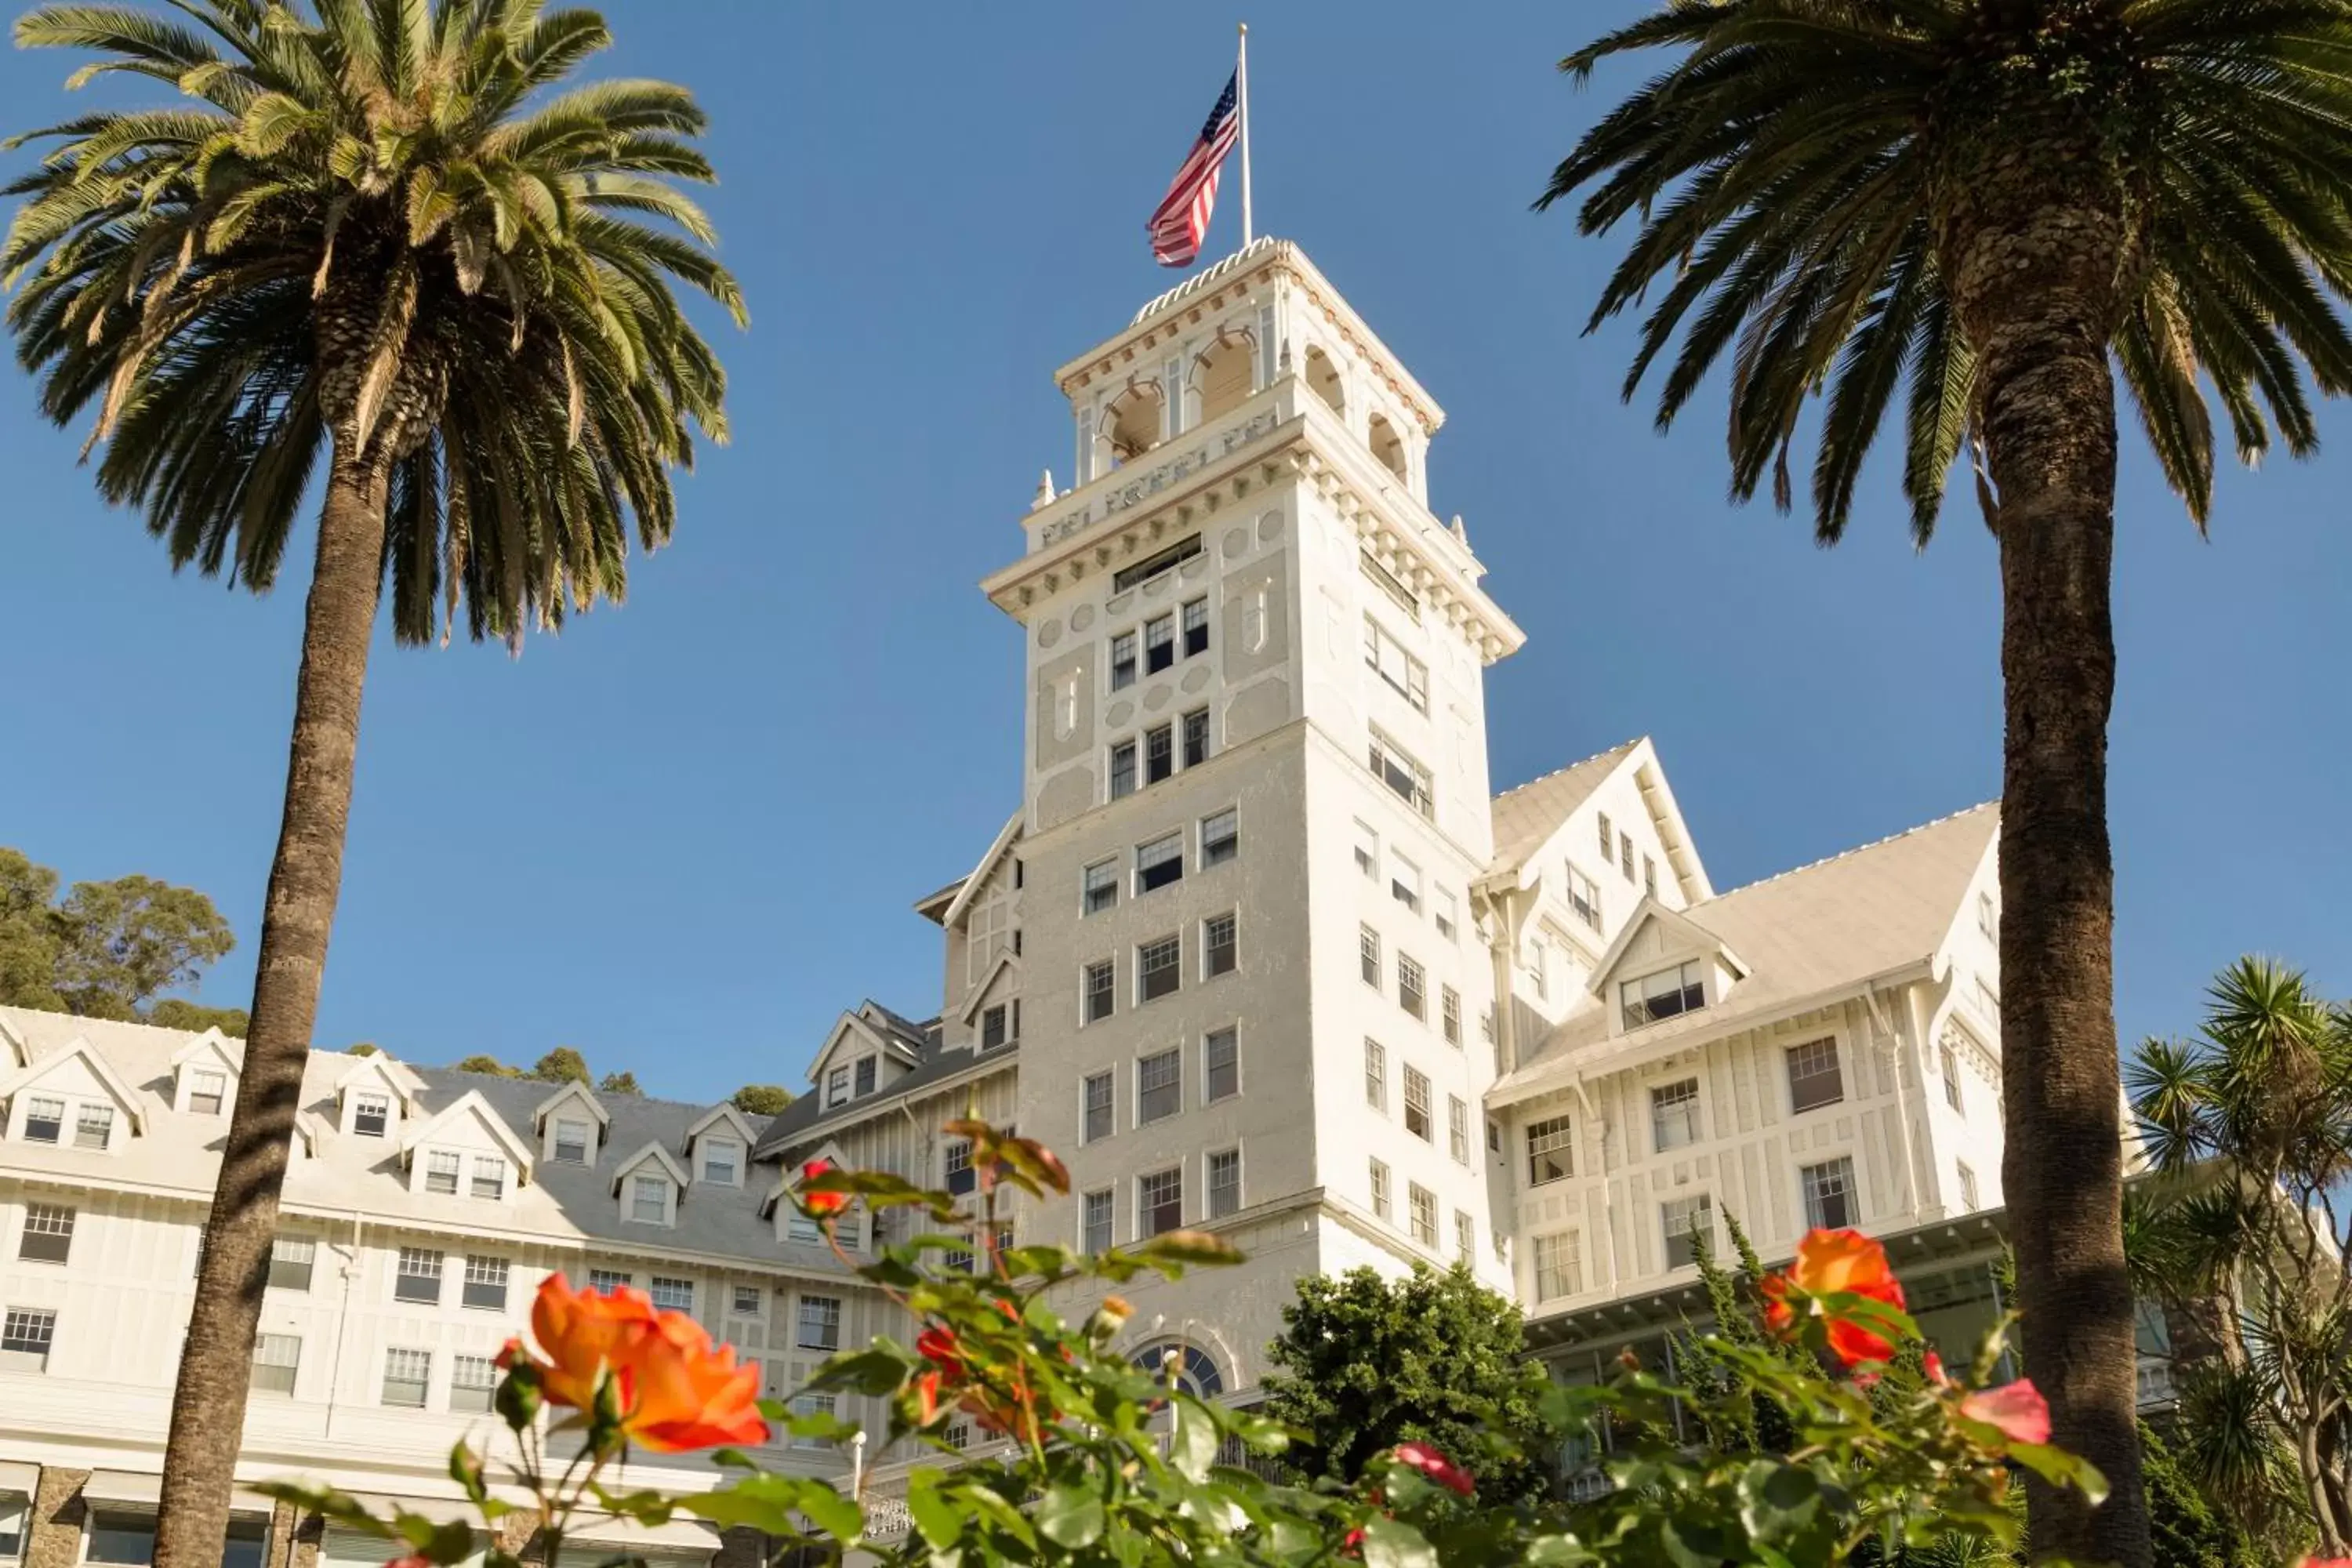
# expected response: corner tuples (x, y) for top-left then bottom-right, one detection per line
(1142, 684), (1173, 713)
(1221, 527), (1251, 558)
(1105, 700), (1134, 728)
(1179, 666), (1211, 695)
(1258, 510), (1286, 543)
(1070, 604), (1096, 633)
(1036, 619), (1063, 649)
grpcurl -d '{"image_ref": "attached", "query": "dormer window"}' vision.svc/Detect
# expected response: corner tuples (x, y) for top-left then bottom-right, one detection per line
(1621, 961), (1707, 1030)
(184, 1069), (227, 1116)
(24, 1097), (62, 1144)
(75, 1105), (113, 1151)
(826, 1066), (850, 1108)
(701, 1138), (739, 1187)
(425, 1151), (461, 1195)
(553, 1117), (590, 1163)
(472, 1156), (507, 1201)
(854, 1056), (877, 1096)
(630, 1174), (670, 1224)
(353, 1092), (390, 1138)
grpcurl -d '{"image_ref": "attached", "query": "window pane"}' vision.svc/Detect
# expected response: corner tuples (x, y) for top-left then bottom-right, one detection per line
(252, 1333), (301, 1396)
(462, 1254), (509, 1311)
(1181, 708), (1210, 768)
(470, 1156), (506, 1201)
(23, 1097), (62, 1143)
(1083, 1072), (1114, 1142)
(1110, 632), (1137, 690)
(1109, 741), (1138, 799)
(1145, 722), (1174, 783)
(1403, 1068), (1432, 1141)
(1448, 1097), (1469, 1165)
(1534, 1232), (1584, 1302)
(1802, 1157), (1857, 1231)
(269, 1235), (316, 1292)
(1359, 926), (1381, 987)
(1205, 1028), (1239, 1102)
(382, 1348), (430, 1408)
(1084, 960), (1116, 1023)
(1083, 858), (1120, 914)
(1138, 1048), (1182, 1125)
(1137, 832), (1185, 892)
(1208, 1150), (1241, 1218)
(1368, 1159), (1390, 1218)
(1650, 1079), (1700, 1152)
(1662, 1194), (1713, 1269)
(1786, 1038), (1844, 1113)
(1204, 912), (1237, 978)
(17, 1203), (72, 1265)
(85, 1515), (154, 1566)
(1182, 597), (1210, 656)
(1145, 615), (1175, 673)
(651, 1276), (693, 1312)
(74, 1104), (114, 1150)
(1397, 954), (1426, 1019)
(1363, 1039), (1387, 1111)
(449, 1353), (498, 1414)
(1139, 1169), (1182, 1236)
(425, 1150), (460, 1196)
(797, 1295), (842, 1350)
(1083, 1190), (1114, 1254)
(1622, 961), (1707, 1029)
(394, 1248), (443, 1305)
(1138, 935), (1181, 1002)
(1200, 808), (1238, 866)
(1527, 1115), (1574, 1185)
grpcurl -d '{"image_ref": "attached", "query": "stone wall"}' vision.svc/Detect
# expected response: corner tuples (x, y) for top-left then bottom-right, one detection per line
(24, 1467), (89, 1568)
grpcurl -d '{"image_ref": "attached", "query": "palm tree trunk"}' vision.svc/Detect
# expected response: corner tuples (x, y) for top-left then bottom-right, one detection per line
(152, 443), (387, 1568)
(1938, 139), (2151, 1566)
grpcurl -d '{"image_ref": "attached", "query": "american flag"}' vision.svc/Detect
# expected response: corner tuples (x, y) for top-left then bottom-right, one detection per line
(1147, 71), (1240, 269)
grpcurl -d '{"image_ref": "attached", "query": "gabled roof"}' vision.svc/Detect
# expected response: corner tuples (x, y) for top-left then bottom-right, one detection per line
(0, 1014), (29, 1070)
(170, 1029), (244, 1072)
(336, 1051), (424, 1105)
(1587, 900), (1749, 996)
(1496, 804), (1999, 1102)
(532, 1079), (609, 1130)
(400, 1089), (537, 1174)
(956, 953), (1021, 1025)
(1487, 740), (1639, 874)
(0, 1033), (147, 1132)
(753, 1031), (1007, 1162)
(935, 811), (1024, 931)
(608, 1140), (690, 1194)
(684, 1103), (757, 1147)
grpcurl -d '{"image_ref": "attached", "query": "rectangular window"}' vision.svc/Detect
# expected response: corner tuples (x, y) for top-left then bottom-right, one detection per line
(1203, 911), (1238, 978)
(1434, 890), (1457, 942)
(382, 1347), (431, 1408)
(1207, 1149), (1241, 1218)
(1397, 953), (1426, 1020)
(1181, 707), (1210, 768)
(1363, 615), (1429, 710)
(1523, 1103), (1588, 1183)
(1138, 935), (1181, 1002)
(630, 1174), (669, 1223)
(945, 1138), (976, 1196)
(1359, 925), (1381, 987)
(462, 1254), (509, 1311)
(1534, 1232), (1584, 1302)
(22, 1096), (62, 1144)
(1802, 1157), (1857, 1231)
(1369, 1159), (1392, 1219)
(1957, 1162), (1980, 1210)
(732, 1284), (763, 1316)
(1110, 631), (1138, 690)
(589, 1268), (630, 1294)
(1083, 858), (1120, 915)
(1182, 597), (1210, 657)
(1644, 855), (1657, 897)
(649, 1276), (693, 1312)
(1448, 1097), (1470, 1165)
(1621, 835), (1636, 880)
(269, 1235), (315, 1292)
(252, 1332), (300, 1397)
(1360, 550), (1420, 619)
(1597, 812), (1613, 861)
(449, 1353), (497, 1414)
(1441, 985), (1461, 1046)
(553, 1117), (590, 1163)
(190, 1069), (228, 1116)
(1083, 1189), (1114, 1254)
(1109, 739), (1138, 800)
(17, 1203), (72, 1265)
(1650, 1079), (1700, 1152)
(0, 1307), (55, 1370)
(1138, 1168), (1182, 1237)
(1391, 852), (1422, 913)
(424, 1150), (461, 1196)
(74, 1104), (112, 1151)
(1145, 613), (1176, 674)
(1403, 1066), (1432, 1141)
(352, 1092), (390, 1138)
(1200, 808), (1238, 866)
(797, 1295), (842, 1351)
(86, 1516), (158, 1568)
(1083, 1072), (1115, 1142)
(981, 1004), (1010, 1051)
(1942, 1045), (1965, 1113)
(1352, 820), (1378, 880)
(1368, 728), (1434, 816)
(1138, 1047), (1182, 1125)
(1408, 1184), (1438, 1247)
(471, 1156), (507, 1201)
(702, 1137), (742, 1184)
(1205, 1026), (1239, 1102)
(1977, 891), (1996, 938)
(394, 1247), (443, 1305)
(1662, 1194), (1713, 1270)
(1566, 866), (1601, 931)
(1786, 1038), (1844, 1113)
(826, 1065), (850, 1106)
(1114, 534), (1203, 592)
(0, 1492), (22, 1559)
(1137, 831), (1185, 893)
(787, 1210), (824, 1246)
(1363, 1039), (1388, 1112)
(1621, 961), (1707, 1029)
(789, 1391), (837, 1450)
(855, 1054), (877, 1095)
(1145, 721), (1175, 784)
(1454, 1210), (1475, 1267)
(1083, 959), (1115, 1024)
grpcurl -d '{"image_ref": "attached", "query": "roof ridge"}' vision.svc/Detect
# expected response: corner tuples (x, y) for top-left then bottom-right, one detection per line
(1700, 801), (1998, 905)
(1490, 737), (1643, 803)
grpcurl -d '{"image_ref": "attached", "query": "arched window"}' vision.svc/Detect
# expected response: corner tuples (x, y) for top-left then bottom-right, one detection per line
(1103, 383), (1165, 466)
(1304, 345), (1345, 416)
(1367, 412), (1409, 484)
(1131, 1339), (1223, 1399)
(1192, 332), (1255, 426)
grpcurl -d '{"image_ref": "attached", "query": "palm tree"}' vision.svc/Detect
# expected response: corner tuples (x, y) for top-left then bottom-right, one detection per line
(1541, 5), (2352, 1562)
(2129, 957), (2352, 1552)
(2, 4), (740, 1564)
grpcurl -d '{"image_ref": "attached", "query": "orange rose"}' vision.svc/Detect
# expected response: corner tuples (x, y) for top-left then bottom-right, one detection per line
(620, 1308), (769, 1452)
(1759, 1228), (1907, 1367)
(529, 1272), (663, 1412)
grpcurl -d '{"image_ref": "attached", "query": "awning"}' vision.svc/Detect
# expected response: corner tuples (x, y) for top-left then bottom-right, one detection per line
(560, 1514), (719, 1552)
(0, 1461), (38, 1496)
(79, 1473), (275, 1516)
(337, 1493), (479, 1528)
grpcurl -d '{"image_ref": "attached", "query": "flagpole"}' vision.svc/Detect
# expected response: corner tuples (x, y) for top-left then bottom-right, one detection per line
(1237, 22), (1254, 247)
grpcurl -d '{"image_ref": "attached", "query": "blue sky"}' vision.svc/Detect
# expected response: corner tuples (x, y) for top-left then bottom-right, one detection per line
(2, 2), (2344, 1102)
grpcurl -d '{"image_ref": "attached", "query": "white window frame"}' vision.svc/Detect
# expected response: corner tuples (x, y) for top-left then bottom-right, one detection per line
(1526, 1114), (1574, 1185)
(1137, 934), (1182, 1004)
(1083, 857), (1120, 915)
(1367, 727), (1434, 817)
(1135, 831), (1185, 895)
(1204, 1025), (1239, 1102)
(1661, 1193), (1714, 1270)
(1363, 615), (1429, 711)
(1534, 1231), (1583, 1302)
(1621, 960), (1707, 1030)
(701, 1137), (742, 1187)
(1801, 1156), (1858, 1231)
(1137, 1047), (1182, 1126)
(630, 1173), (672, 1225)
(1650, 1079), (1701, 1152)
(1207, 1148), (1242, 1218)
(1363, 1038), (1388, 1112)
(1082, 1071), (1115, 1143)
(381, 1347), (431, 1409)
(1786, 1037), (1845, 1114)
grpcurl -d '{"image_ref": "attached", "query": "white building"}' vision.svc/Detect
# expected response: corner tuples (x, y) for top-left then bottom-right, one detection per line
(0, 240), (2037, 1565)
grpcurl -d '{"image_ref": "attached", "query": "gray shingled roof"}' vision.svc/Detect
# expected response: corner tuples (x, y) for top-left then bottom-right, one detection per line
(751, 1037), (1012, 1162)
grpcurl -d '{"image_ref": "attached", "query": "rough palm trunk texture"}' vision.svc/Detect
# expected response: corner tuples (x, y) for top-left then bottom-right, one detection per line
(152, 448), (388, 1568)
(1938, 113), (2151, 1566)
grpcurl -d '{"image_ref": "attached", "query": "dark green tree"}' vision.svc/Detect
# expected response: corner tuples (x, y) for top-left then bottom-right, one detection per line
(1261, 1264), (1555, 1503)
(49, 875), (235, 1019)
(0, 849), (64, 1008)
(452, 1054), (521, 1078)
(4, 2), (738, 1560)
(1542, 8), (2352, 1559)
(597, 1069), (643, 1098)
(530, 1047), (590, 1084)
(732, 1083), (793, 1116)
(147, 1000), (249, 1037)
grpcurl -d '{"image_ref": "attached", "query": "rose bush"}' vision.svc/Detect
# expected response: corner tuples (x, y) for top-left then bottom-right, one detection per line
(264, 1120), (2107, 1568)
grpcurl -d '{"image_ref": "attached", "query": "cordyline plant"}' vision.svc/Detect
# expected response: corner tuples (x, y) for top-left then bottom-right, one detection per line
(265, 1122), (2104, 1568)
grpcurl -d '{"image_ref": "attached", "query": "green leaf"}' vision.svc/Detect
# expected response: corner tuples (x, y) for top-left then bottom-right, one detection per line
(905, 1470), (961, 1552)
(806, 1345), (912, 1396)
(1358, 1515), (1438, 1568)
(1169, 1398), (1218, 1481)
(2006, 1441), (2110, 1506)
(1131, 1229), (1243, 1268)
(1522, 1534), (1592, 1566)
(425, 1520), (477, 1564)
(681, 1475), (858, 1543)
(1035, 1482), (1106, 1549)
